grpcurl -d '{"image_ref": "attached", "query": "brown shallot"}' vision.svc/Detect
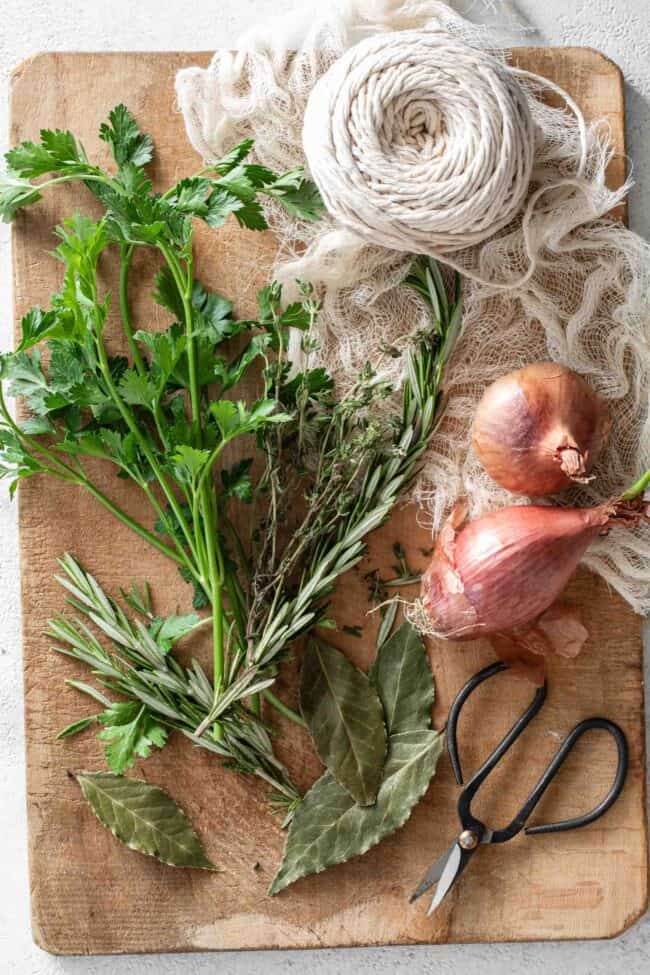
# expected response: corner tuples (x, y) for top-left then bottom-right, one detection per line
(472, 362), (611, 495)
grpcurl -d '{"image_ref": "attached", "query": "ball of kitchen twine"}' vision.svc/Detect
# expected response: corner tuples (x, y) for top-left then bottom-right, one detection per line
(302, 30), (537, 254)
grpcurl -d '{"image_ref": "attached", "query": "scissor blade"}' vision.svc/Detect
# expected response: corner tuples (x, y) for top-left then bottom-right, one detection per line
(427, 842), (463, 915)
(409, 840), (458, 903)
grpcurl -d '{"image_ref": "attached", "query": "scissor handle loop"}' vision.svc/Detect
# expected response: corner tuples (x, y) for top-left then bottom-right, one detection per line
(448, 661), (547, 787)
(450, 663), (547, 837)
(520, 717), (629, 838)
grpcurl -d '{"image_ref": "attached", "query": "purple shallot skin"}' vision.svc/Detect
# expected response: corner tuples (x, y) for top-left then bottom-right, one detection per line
(421, 503), (611, 640)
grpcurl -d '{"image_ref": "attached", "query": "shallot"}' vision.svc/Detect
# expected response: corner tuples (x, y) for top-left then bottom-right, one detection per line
(472, 362), (611, 495)
(420, 478), (649, 682)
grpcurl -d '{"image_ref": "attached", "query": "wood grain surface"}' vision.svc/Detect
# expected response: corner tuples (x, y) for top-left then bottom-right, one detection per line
(10, 49), (647, 955)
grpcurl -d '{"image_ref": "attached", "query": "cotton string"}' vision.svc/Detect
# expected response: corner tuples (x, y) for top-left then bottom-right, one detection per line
(303, 29), (536, 254)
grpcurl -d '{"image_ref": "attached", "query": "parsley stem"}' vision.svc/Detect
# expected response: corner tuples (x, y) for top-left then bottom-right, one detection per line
(200, 486), (225, 739)
(223, 515), (251, 580)
(212, 578), (224, 687)
(196, 440), (229, 496)
(262, 690), (307, 729)
(78, 482), (188, 566)
(139, 481), (206, 586)
(191, 491), (210, 581)
(159, 244), (201, 444)
(94, 329), (199, 566)
(152, 404), (170, 451)
(38, 171), (120, 193)
(118, 245), (146, 375)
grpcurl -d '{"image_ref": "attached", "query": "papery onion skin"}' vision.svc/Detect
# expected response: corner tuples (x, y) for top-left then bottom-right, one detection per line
(421, 503), (611, 640)
(472, 362), (611, 495)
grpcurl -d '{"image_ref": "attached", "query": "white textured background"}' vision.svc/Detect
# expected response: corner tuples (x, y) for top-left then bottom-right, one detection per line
(1, 1), (649, 972)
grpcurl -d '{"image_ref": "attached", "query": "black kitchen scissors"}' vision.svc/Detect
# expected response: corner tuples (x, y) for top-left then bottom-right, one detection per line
(410, 661), (629, 915)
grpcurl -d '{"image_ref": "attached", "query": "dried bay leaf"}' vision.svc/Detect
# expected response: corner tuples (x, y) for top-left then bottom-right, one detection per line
(300, 639), (387, 806)
(269, 729), (444, 894)
(271, 622), (442, 894)
(74, 771), (217, 870)
(369, 621), (434, 734)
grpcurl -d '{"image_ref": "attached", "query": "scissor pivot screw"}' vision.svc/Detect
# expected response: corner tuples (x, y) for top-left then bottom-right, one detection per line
(459, 830), (479, 850)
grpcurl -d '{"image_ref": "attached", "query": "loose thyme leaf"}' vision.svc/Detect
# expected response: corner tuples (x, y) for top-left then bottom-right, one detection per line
(300, 640), (387, 806)
(75, 772), (217, 870)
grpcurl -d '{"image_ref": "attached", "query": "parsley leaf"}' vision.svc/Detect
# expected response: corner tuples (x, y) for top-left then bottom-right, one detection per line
(233, 199), (267, 231)
(134, 325), (187, 396)
(16, 307), (70, 353)
(6, 127), (87, 178)
(3, 350), (50, 414)
(165, 177), (212, 215)
(209, 398), (291, 438)
(0, 427), (43, 497)
(119, 369), (158, 410)
(203, 186), (247, 230)
(264, 169), (325, 221)
(149, 613), (201, 651)
(205, 139), (255, 177)
(115, 161), (152, 197)
(0, 169), (42, 221)
(99, 104), (154, 168)
(171, 445), (212, 484)
(281, 366), (333, 404)
(217, 333), (271, 392)
(97, 700), (168, 774)
(221, 458), (254, 502)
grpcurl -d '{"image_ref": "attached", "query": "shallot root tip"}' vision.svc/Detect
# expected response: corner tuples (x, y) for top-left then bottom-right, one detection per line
(611, 496), (650, 525)
(557, 445), (591, 482)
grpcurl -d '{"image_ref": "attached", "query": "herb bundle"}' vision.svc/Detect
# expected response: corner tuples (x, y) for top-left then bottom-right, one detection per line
(1, 106), (461, 872)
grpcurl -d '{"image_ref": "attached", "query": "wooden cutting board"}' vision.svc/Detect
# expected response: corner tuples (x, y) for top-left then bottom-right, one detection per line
(11, 48), (647, 955)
